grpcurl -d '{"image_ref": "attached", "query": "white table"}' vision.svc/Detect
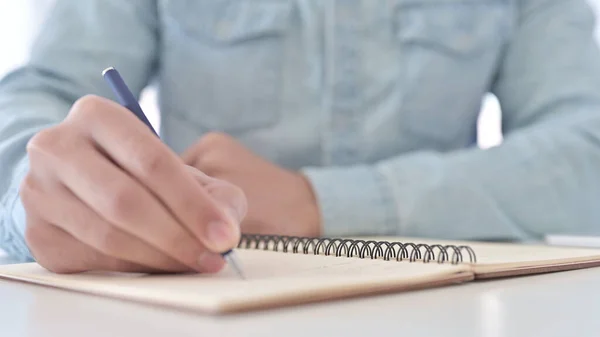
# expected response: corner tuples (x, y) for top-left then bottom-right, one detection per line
(1, 255), (599, 337)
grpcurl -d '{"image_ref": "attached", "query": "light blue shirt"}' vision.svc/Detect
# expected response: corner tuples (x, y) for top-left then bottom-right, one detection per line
(2, 0), (600, 261)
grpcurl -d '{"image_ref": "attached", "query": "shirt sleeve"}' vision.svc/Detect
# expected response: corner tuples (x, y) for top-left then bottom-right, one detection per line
(0, 0), (159, 260)
(302, 0), (600, 241)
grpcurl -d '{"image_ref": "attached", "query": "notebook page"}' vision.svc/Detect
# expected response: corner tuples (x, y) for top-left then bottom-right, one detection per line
(0, 249), (473, 314)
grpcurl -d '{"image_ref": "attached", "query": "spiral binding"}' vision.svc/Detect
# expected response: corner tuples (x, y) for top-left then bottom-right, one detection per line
(237, 234), (477, 264)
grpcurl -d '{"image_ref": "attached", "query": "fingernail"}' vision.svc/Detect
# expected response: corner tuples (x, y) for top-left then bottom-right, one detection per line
(197, 252), (224, 273)
(206, 220), (240, 252)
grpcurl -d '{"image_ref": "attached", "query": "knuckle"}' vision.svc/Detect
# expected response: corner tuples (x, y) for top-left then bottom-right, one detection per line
(102, 187), (138, 224)
(27, 125), (79, 162)
(69, 94), (107, 119)
(195, 156), (216, 175)
(19, 174), (39, 209)
(136, 151), (166, 178)
(26, 128), (58, 155)
(193, 132), (239, 173)
(193, 149), (223, 174)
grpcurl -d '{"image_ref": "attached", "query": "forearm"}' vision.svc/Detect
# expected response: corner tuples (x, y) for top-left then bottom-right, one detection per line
(381, 107), (600, 241)
(303, 107), (600, 241)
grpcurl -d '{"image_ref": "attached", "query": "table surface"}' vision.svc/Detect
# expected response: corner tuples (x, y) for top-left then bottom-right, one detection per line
(1, 254), (599, 337)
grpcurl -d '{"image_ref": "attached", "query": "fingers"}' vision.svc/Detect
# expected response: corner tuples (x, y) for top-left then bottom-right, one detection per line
(25, 125), (223, 273)
(23, 211), (148, 274)
(21, 173), (224, 273)
(54, 142), (223, 272)
(22, 95), (245, 274)
(68, 96), (239, 253)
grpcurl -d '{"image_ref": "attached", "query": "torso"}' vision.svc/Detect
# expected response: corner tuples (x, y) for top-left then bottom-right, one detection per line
(155, 0), (514, 168)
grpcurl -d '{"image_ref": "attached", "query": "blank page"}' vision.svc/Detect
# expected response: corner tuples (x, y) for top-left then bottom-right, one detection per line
(0, 249), (473, 314)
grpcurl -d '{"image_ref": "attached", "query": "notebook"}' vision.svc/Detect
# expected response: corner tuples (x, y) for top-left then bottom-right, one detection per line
(348, 235), (600, 279)
(1, 233), (600, 314)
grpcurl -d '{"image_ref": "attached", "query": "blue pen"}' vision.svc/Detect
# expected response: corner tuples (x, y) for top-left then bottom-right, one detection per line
(102, 67), (245, 279)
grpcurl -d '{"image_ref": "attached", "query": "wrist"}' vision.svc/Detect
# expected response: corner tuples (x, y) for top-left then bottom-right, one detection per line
(300, 165), (398, 238)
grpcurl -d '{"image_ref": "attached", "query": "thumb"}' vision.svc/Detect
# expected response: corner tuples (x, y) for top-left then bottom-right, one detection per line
(184, 165), (247, 224)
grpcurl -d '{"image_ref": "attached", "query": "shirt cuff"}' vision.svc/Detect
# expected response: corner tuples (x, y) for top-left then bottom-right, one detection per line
(0, 156), (33, 262)
(300, 165), (398, 238)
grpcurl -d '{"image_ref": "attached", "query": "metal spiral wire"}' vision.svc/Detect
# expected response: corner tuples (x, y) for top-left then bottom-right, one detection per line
(237, 234), (477, 264)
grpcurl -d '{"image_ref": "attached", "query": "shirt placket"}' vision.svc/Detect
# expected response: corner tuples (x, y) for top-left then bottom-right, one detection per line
(323, 0), (364, 166)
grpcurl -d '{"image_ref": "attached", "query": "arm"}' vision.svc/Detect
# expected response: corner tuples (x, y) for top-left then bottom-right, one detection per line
(0, 0), (158, 260)
(302, 0), (600, 241)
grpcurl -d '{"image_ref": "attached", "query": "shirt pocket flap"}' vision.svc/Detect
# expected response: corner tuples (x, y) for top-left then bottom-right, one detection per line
(167, 0), (292, 44)
(394, 0), (509, 55)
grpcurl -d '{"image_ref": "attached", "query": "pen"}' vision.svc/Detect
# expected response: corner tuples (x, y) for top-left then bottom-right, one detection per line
(101, 66), (245, 279)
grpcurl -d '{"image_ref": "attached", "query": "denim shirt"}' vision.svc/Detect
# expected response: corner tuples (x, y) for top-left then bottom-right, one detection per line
(2, 0), (600, 261)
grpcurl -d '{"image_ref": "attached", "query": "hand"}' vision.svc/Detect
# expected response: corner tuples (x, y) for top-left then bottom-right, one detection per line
(182, 132), (321, 238)
(20, 95), (247, 274)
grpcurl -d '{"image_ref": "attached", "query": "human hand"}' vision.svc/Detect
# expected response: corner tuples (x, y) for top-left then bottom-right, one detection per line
(20, 95), (247, 274)
(182, 132), (321, 238)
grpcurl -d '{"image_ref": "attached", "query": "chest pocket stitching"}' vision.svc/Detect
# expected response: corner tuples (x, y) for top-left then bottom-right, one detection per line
(393, 1), (509, 56)
(163, 0), (292, 43)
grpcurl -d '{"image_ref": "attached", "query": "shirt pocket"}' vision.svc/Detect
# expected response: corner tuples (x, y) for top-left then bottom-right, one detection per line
(160, 0), (292, 132)
(392, 0), (510, 145)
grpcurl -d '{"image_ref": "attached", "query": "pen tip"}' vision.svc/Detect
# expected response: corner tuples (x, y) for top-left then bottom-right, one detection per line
(225, 252), (246, 280)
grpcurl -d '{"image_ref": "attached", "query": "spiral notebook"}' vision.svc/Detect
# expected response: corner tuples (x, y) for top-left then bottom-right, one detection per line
(1, 234), (600, 314)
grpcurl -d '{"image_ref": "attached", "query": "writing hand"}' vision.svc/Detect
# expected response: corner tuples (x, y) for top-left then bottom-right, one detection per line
(20, 95), (247, 274)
